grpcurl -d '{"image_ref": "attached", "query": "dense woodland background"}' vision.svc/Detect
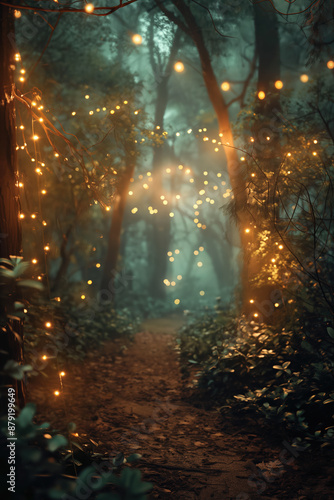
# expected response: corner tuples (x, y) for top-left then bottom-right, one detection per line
(0, 1), (334, 499)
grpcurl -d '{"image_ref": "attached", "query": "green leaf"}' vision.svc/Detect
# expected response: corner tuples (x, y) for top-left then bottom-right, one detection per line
(17, 279), (44, 291)
(126, 453), (142, 463)
(12, 261), (29, 278)
(301, 340), (313, 352)
(113, 452), (125, 466)
(68, 422), (76, 432)
(47, 434), (67, 452)
(327, 327), (334, 339)
(3, 360), (32, 380)
(17, 403), (36, 427)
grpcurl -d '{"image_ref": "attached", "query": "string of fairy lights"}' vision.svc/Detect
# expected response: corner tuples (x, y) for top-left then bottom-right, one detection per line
(11, 8), (334, 406)
(14, 47), (330, 310)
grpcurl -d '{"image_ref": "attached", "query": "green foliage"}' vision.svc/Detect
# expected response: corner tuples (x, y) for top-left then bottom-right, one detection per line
(24, 296), (138, 366)
(0, 256), (43, 324)
(179, 311), (334, 445)
(0, 403), (152, 499)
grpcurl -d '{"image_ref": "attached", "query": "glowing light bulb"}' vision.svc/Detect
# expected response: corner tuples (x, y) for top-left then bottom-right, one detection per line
(19, 213), (25, 219)
(44, 245), (50, 251)
(54, 390), (60, 396)
(132, 33), (142, 45)
(177, 275), (182, 280)
(14, 10), (21, 18)
(197, 262), (203, 268)
(327, 60), (334, 69)
(169, 212), (174, 217)
(250, 299), (254, 304)
(84, 3), (94, 13)
(174, 299), (180, 305)
(274, 303), (279, 308)
(87, 280), (92, 285)
(60, 371), (65, 377)
(45, 322), (51, 328)
(96, 263), (101, 268)
(258, 90), (266, 100)
(221, 81), (230, 91)
(274, 80), (283, 89)
(81, 295), (86, 300)
(300, 74), (308, 83)
(174, 61), (184, 73)
(32, 135), (39, 141)
(254, 313), (259, 318)
(42, 355), (47, 360)
(245, 228), (250, 233)
(131, 207), (138, 214)
(199, 291), (205, 296)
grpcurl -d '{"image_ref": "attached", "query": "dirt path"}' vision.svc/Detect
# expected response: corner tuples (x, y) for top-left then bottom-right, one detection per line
(29, 317), (324, 499)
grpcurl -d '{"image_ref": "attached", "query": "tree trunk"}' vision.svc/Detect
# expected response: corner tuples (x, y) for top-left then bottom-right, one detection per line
(156, 0), (250, 309)
(149, 83), (171, 299)
(247, 1), (282, 321)
(100, 158), (135, 298)
(0, 5), (25, 408)
(148, 25), (181, 299)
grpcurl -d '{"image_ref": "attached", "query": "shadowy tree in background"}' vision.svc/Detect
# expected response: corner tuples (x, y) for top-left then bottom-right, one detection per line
(148, 21), (182, 299)
(155, 0), (250, 308)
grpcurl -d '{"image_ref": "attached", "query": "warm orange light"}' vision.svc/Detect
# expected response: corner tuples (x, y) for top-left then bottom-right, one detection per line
(254, 313), (259, 318)
(132, 34), (142, 45)
(44, 245), (50, 251)
(300, 74), (309, 83)
(84, 3), (94, 13)
(54, 390), (60, 396)
(327, 60), (334, 69)
(221, 81), (230, 91)
(60, 371), (65, 377)
(174, 61), (184, 73)
(42, 355), (47, 360)
(45, 322), (51, 328)
(274, 80), (283, 89)
(250, 299), (254, 304)
(258, 90), (266, 100)
(14, 10), (21, 18)
(245, 228), (250, 233)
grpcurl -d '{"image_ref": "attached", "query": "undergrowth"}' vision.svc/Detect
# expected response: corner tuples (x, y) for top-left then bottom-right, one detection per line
(178, 308), (334, 447)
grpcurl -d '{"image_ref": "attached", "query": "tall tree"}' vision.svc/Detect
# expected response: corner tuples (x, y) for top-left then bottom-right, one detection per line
(155, 0), (250, 309)
(0, 5), (25, 408)
(148, 22), (182, 298)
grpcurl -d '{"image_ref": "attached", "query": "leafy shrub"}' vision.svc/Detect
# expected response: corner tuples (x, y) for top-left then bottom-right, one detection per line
(179, 311), (334, 445)
(0, 403), (152, 499)
(24, 297), (139, 366)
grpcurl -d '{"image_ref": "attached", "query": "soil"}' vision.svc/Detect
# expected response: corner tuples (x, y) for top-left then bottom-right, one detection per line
(28, 315), (334, 499)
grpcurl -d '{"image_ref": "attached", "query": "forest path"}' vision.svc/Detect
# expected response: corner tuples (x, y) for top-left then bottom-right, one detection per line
(80, 316), (255, 499)
(29, 317), (292, 499)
